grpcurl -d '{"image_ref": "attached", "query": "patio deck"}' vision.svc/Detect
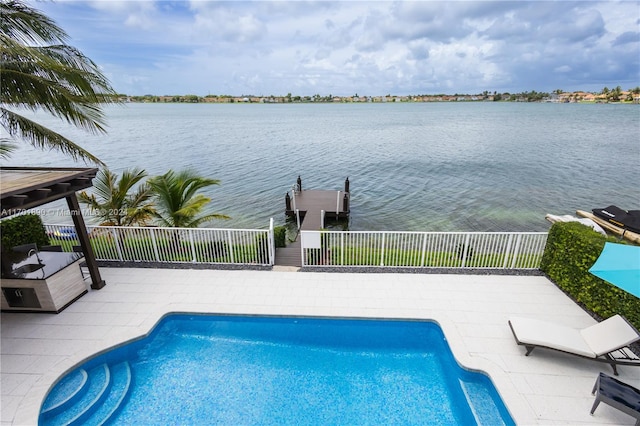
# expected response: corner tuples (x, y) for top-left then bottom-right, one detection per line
(2, 268), (639, 425)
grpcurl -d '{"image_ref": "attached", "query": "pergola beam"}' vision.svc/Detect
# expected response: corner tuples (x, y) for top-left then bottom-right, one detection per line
(66, 193), (105, 289)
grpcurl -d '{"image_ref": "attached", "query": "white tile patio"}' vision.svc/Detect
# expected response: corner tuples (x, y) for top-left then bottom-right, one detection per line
(2, 268), (639, 425)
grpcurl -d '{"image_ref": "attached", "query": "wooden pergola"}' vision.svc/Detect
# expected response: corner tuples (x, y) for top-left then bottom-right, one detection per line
(1, 166), (106, 289)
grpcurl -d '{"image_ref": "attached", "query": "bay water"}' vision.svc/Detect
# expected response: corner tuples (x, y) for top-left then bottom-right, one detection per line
(3, 102), (638, 232)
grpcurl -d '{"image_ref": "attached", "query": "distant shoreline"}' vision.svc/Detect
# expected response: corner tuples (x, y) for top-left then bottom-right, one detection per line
(117, 88), (640, 105)
(120, 96), (640, 105)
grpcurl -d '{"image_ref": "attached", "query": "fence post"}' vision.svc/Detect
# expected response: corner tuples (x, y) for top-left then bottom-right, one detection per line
(420, 233), (428, 267)
(296, 209), (301, 230)
(502, 234), (514, 268)
(510, 234), (523, 269)
(380, 232), (386, 266)
(461, 233), (471, 268)
(340, 232), (344, 266)
(150, 228), (160, 262)
(226, 230), (235, 263)
(112, 228), (124, 261)
(321, 210), (325, 229)
(268, 218), (275, 265)
(188, 229), (197, 262)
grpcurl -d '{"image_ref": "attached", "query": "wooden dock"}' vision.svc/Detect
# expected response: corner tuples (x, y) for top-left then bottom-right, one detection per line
(276, 177), (350, 267)
(285, 177), (350, 231)
(275, 240), (302, 267)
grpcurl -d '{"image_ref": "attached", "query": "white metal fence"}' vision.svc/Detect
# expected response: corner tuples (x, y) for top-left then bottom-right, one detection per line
(44, 219), (275, 266)
(300, 230), (548, 269)
(42, 223), (547, 270)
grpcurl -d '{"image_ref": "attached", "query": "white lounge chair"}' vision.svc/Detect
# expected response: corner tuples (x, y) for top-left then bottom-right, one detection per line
(508, 314), (640, 375)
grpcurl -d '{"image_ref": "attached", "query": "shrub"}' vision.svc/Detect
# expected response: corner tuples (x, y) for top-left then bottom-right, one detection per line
(540, 222), (640, 329)
(0, 214), (49, 251)
(273, 226), (287, 248)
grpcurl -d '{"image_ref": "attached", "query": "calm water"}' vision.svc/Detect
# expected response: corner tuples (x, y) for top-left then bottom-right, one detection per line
(4, 102), (639, 231)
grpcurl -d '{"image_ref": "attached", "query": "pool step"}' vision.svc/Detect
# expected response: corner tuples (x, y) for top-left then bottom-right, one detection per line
(459, 378), (510, 426)
(39, 362), (133, 426)
(458, 379), (482, 425)
(83, 362), (132, 425)
(40, 369), (89, 417)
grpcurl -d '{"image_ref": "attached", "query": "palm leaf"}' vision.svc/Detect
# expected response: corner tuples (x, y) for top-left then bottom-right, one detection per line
(1, 36), (116, 132)
(78, 168), (154, 226)
(148, 169), (229, 228)
(0, 0), (68, 45)
(0, 139), (17, 159)
(0, 107), (104, 165)
(0, 1), (120, 164)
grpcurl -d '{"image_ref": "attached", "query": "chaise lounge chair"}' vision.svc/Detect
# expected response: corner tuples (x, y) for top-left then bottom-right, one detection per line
(508, 314), (640, 375)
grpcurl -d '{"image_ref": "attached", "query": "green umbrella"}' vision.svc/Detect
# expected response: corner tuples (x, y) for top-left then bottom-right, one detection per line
(589, 242), (640, 299)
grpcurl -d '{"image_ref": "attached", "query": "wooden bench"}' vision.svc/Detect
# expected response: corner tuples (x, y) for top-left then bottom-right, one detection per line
(591, 372), (640, 425)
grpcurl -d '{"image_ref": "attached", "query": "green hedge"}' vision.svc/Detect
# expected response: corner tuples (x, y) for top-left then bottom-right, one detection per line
(274, 226), (287, 248)
(0, 214), (50, 251)
(540, 222), (640, 329)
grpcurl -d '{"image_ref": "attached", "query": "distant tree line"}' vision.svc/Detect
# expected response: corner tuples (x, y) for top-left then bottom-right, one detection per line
(123, 86), (640, 104)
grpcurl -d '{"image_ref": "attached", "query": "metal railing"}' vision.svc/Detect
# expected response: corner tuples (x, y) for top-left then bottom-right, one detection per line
(300, 230), (548, 269)
(44, 221), (275, 266)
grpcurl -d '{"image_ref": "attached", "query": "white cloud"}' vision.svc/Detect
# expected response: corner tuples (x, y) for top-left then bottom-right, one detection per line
(555, 65), (572, 73)
(28, 0), (640, 95)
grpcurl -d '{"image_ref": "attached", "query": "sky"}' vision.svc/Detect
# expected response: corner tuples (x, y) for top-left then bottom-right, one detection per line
(27, 0), (640, 97)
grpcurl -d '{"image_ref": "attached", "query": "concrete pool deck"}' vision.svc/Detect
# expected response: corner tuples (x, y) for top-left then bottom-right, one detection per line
(2, 268), (639, 425)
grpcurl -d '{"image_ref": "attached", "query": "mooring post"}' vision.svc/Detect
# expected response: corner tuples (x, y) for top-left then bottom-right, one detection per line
(343, 193), (349, 212)
(345, 177), (350, 193)
(297, 175), (302, 192)
(285, 192), (291, 211)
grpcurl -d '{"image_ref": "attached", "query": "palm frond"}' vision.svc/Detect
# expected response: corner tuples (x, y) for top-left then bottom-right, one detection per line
(78, 168), (154, 226)
(0, 1), (120, 164)
(0, 0), (68, 45)
(0, 138), (17, 159)
(1, 36), (117, 132)
(148, 169), (228, 228)
(0, 107), (104, 165)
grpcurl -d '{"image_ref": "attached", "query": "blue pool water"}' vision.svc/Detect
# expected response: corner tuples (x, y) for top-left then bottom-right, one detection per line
(40, 315), (515, 425)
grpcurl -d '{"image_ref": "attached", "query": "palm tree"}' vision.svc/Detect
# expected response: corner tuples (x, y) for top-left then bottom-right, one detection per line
(1, 0), (119, 165)
(148, 169), (229, 228)
(78, 168), (155, 226)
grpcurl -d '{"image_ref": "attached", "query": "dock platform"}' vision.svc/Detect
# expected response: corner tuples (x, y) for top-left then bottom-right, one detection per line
(285, 177), (350, 231)
(277, 177), (350, 267)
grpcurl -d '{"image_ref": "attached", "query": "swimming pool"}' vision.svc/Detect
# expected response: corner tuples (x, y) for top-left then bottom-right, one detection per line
(40, 314), (515, 425)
